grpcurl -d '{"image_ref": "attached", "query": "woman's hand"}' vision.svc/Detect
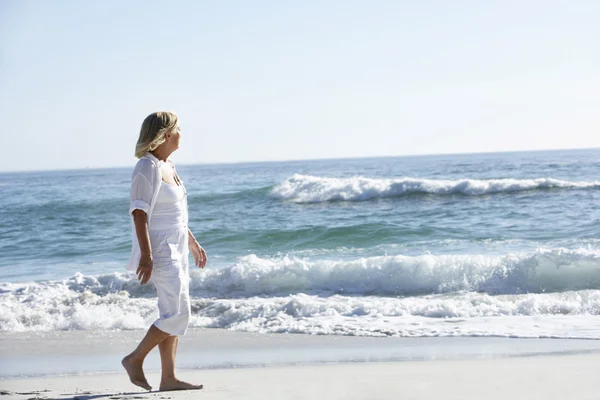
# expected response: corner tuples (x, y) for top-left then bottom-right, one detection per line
(137, 253), (153, 285)
(189, 240), (208, 268)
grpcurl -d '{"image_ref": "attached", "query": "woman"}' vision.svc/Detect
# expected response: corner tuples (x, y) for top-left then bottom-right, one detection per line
(122, 111), (207, 391)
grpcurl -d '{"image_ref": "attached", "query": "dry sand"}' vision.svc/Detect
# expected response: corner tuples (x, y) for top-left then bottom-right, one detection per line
(2, 353), (599, 400)
(1, 329), (599, 399)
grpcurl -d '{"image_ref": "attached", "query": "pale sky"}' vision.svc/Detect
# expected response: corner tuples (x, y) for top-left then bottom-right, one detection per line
(1, 0), (599, 172)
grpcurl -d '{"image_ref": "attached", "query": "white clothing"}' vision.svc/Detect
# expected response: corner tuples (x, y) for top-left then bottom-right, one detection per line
(149, 226), (191, 336)
(126, 153), (189, 271)
(156, 181), (185, 205)
(127, 153), (191, 336)
(150, 182), (186, 231)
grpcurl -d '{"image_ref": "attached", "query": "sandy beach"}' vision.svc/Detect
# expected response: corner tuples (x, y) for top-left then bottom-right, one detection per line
(2, 329), (600, 399)
(2, 353), (599, 400)
(3, 0), (600, 398)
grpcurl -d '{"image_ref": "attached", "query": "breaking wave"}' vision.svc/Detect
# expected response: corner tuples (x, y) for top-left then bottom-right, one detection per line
(271, 174), (600, 203)
(2, 248), (600, 335)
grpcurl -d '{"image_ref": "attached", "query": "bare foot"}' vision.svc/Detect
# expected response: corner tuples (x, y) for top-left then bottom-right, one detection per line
(159, 377), (203, 391)
(121, 355), (152, 391)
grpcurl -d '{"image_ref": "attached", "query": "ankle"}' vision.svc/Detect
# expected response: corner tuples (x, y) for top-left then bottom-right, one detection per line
(161, 374), (177, 382)
(125, 353), (145, 363)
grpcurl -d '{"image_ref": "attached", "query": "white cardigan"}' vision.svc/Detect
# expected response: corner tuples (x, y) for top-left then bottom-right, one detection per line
(126, 153), (188, 271)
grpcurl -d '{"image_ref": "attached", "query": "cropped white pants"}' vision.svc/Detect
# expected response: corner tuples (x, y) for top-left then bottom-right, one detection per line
(149, 226), (191, 336)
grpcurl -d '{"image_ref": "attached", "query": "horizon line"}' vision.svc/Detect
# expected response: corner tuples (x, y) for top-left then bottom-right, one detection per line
(1, 146), (598, 175)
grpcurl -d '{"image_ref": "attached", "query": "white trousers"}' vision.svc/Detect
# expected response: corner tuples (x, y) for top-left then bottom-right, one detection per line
(149, 225), (191, 336)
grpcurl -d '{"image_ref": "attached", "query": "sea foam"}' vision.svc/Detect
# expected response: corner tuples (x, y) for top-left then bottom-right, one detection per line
(192, 249), (600, 297)
(2, 248), (600, 335)
(2, 283), (600, 337)
(271, 174), (600, 203)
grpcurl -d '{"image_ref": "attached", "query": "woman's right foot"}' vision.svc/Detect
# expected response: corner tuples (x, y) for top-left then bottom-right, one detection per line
(121, 355), (152, 391)
(159, 377), (203, 391)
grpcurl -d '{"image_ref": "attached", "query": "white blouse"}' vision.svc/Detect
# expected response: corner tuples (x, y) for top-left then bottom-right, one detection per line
(126, 153), (188, 271)
(149, 182), (187, 231)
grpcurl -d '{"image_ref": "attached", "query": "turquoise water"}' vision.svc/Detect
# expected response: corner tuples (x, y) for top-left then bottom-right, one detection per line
(2, 149), (600, 337)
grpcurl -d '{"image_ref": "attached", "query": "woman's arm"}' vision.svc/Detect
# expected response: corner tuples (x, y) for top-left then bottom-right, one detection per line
(129, 158), (157, 283)
(133, 209), (153, 284)
(170, 161), (207, 268)
(188, 228), (208, 268)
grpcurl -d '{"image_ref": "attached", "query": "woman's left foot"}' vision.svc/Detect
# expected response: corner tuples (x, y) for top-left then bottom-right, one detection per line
(160, 378), (203, 391)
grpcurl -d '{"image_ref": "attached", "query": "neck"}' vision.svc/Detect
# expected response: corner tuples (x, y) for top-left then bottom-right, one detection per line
(151, 148), (172, 162)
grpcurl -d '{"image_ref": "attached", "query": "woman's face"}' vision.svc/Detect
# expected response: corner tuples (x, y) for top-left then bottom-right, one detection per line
(168, 123), (181, 150)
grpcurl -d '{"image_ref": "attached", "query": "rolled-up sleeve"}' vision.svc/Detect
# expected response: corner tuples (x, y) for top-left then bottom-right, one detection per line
(129, 159), (155, 215)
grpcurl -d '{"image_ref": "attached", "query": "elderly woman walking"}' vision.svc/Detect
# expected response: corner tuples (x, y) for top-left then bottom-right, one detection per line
(122, 111), (207, 391)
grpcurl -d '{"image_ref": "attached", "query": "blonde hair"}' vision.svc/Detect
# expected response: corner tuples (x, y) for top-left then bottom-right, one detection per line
(135, 111), (179, 158)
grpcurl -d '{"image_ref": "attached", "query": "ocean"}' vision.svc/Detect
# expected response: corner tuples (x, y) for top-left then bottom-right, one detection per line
(2, 149), (600, 339)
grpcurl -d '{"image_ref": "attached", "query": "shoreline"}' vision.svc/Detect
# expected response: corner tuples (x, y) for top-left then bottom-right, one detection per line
(2, 328), (600, 379)
(2, 352), (599, 400)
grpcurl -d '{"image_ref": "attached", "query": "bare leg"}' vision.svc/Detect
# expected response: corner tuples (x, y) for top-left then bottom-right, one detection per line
(122, 324), (171, 391)
(160, 336), (178, 381)
(159, 336), (203, 391)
